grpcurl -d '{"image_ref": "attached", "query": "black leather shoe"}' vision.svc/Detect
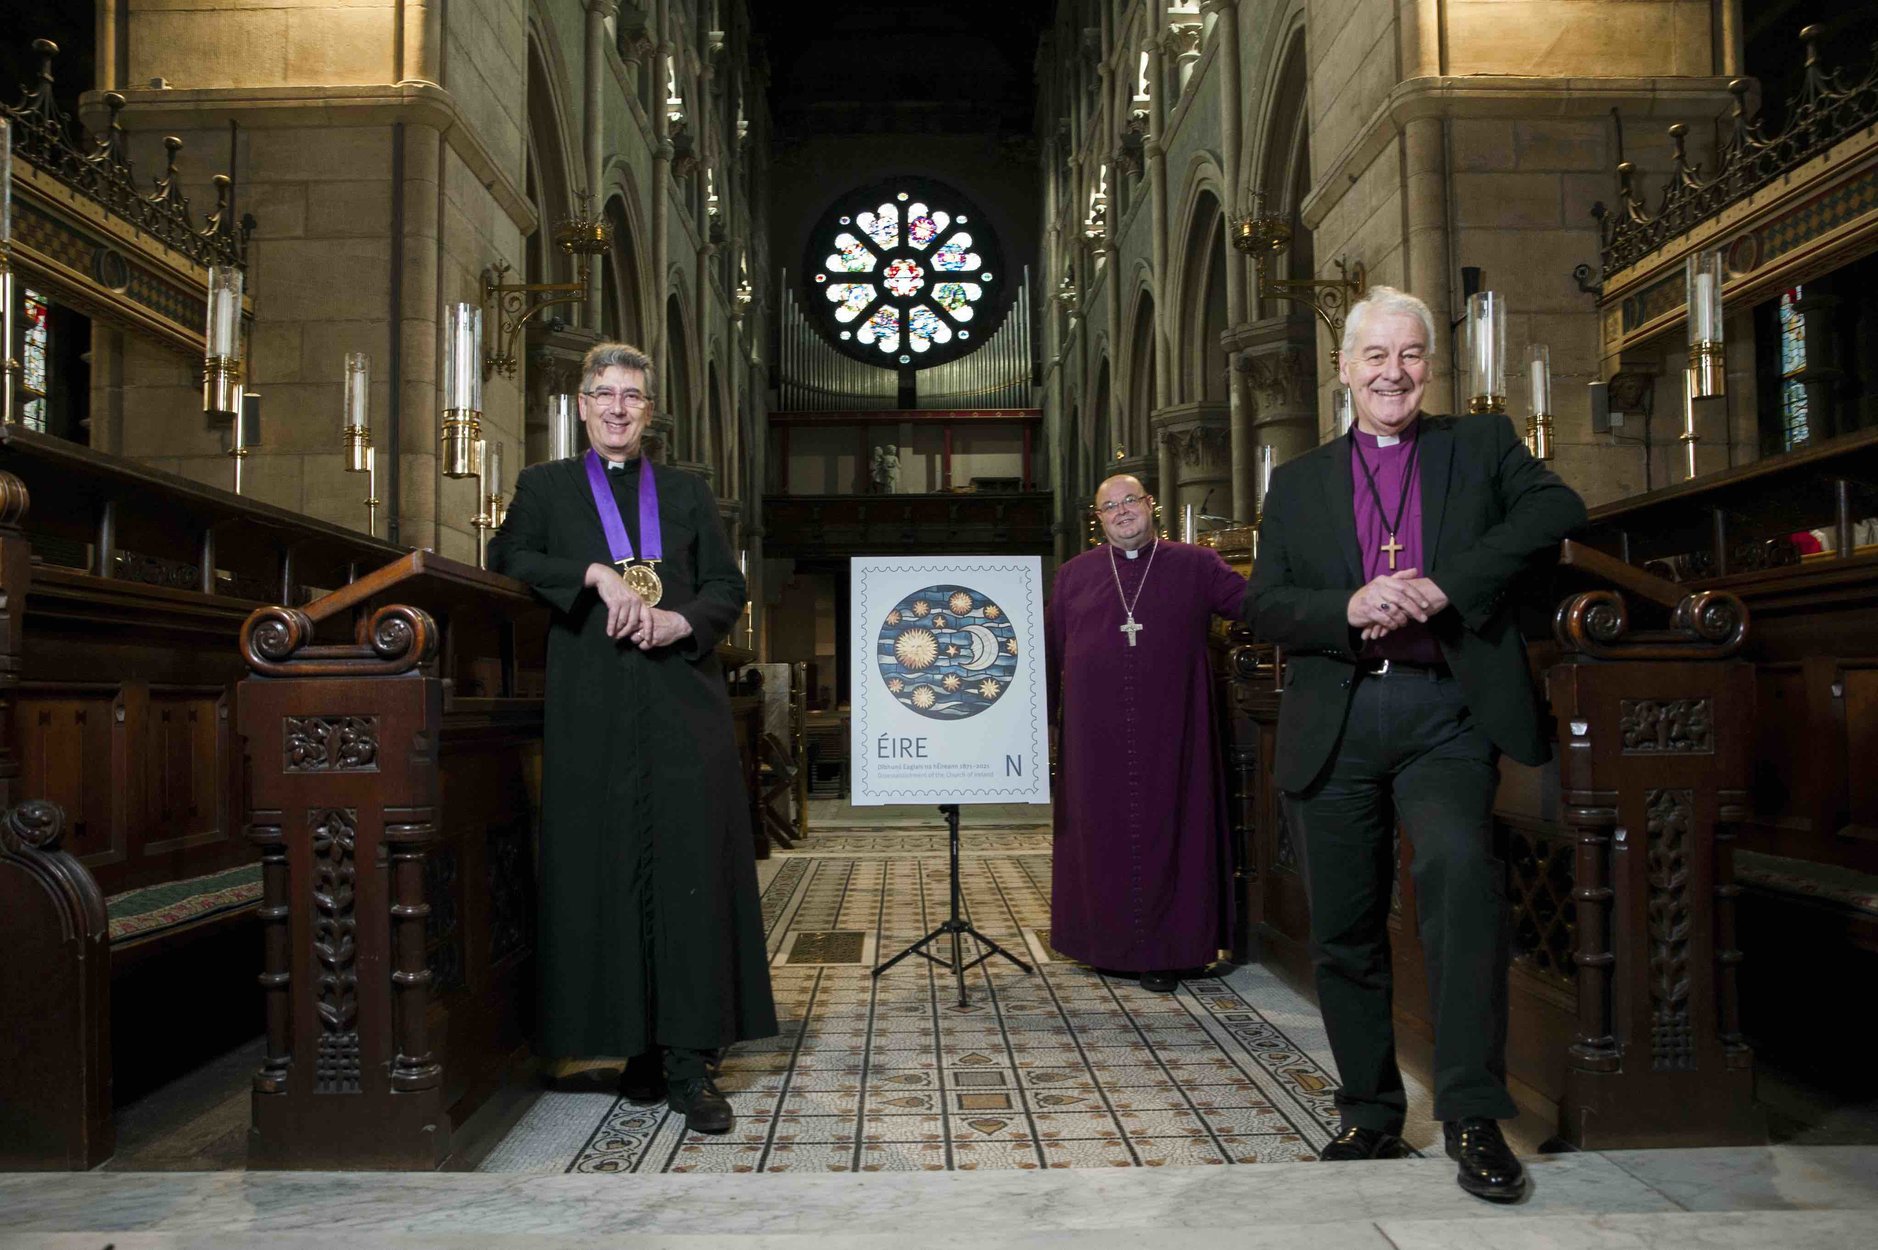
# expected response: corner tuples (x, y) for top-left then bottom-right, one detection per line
(1319, 1124), (1408, 1161)
(1139, 970), (1179, 993)
(668, 1074), (734, 1135)
(1444, 1117), (1527, 1202)
(618, 1049), (666, 1104)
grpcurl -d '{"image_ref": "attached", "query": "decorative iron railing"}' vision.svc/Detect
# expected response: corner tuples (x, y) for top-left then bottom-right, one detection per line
(1600, 26), (1878, 276)
(4, 38), (250, 270)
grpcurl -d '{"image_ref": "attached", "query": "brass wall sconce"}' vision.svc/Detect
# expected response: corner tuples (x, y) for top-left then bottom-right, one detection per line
(1230, 190), (1366, 364)
(341, 351), (380, 536)
(1, 116), (18, 426)
(480, 195), (613, 378)
(204, 262), (248, 492)
(1683, 248), (1726, 480)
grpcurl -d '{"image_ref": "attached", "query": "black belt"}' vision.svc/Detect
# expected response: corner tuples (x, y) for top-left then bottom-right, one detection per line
(1357, 657), (1452, 679)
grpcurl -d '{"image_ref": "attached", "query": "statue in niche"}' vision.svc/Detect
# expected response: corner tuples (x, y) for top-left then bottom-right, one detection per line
(871, 444), (901, 493)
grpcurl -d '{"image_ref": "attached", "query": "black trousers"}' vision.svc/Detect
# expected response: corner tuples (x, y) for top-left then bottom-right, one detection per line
(1282, 668), (1518, 1129)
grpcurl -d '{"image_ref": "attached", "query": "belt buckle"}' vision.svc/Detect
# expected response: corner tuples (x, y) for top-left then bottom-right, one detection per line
(1372, 658), (1392, 676)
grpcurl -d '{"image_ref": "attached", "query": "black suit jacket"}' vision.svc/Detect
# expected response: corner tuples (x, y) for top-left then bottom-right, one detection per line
(1244, 413), (1588, 793)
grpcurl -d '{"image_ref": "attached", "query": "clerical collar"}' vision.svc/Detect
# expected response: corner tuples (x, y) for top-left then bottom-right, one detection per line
(603, 456), (641, 476)
(1353, 421), (1419, 450)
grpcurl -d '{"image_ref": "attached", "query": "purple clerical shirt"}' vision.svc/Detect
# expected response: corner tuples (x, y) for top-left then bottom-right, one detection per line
(1351, 422), (1444, 663)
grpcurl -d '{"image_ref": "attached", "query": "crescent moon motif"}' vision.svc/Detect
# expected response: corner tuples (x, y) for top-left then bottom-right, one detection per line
(961, 624), (1000, 672)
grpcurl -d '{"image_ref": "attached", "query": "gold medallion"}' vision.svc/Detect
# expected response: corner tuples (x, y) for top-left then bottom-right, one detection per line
(621, 561), (663, 606)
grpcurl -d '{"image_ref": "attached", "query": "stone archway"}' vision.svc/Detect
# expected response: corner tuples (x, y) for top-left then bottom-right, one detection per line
(1231, 27), (1321, 513)
(1155, 190), (1232, 522)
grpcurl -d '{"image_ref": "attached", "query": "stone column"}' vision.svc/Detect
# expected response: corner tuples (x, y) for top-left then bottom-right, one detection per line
(1206, 0), (1251, 520)
(1146, 34), (1170, 413)
(1402, 115), (1454, 415)
(1235, 319), (1319, 507)
(583, 0), (617, 330)
(651, 0), (673, 419)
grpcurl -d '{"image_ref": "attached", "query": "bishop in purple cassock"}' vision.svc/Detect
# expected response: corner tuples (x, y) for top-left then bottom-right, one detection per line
(1046, 473), (1248, 991)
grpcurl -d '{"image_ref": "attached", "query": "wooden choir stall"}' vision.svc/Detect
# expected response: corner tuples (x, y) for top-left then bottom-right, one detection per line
(0, 426), (768, 1169)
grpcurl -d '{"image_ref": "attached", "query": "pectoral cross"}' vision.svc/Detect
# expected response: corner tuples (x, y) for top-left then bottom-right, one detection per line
(1380, 532), (1404, 570)
(1120, 615), (1144, 646)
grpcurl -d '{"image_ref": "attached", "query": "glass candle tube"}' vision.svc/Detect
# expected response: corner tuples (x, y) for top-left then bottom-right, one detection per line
(549, 392), (578, 460)
(1526, 344), (1551, 416)
(486, 440), (504, 499)
(1463, 290), (1506, 411)
(442, 302), (482, 413)
(206, 265), (244, 362)
(343, 352), (370, 432)
(1687, 249), (1724, 346)
(1258, 443), (1276, 499)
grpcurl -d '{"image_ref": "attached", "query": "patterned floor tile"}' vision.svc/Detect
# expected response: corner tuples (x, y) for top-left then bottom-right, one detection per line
(496, 837), (1416, 1175)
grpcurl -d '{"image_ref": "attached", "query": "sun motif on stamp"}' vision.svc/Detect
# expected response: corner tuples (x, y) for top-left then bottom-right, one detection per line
(876, 583), (1019, 720)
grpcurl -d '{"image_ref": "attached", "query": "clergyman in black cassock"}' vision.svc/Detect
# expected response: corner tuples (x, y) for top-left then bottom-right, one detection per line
(1245, 287), (1586, 1200)
(488, 343), (775, 1134)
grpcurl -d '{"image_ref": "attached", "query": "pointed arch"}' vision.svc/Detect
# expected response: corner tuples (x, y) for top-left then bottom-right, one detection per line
(524, 25), (579, 289)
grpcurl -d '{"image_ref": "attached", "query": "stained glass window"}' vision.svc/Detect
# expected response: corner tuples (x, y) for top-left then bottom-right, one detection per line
(1778, 286), (1807, 450)
(21, 288), (49, 433)
(806, 178), (1003, 368)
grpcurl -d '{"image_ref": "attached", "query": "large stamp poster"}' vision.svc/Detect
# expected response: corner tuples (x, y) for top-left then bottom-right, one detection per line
(849, 556), (1049, 806)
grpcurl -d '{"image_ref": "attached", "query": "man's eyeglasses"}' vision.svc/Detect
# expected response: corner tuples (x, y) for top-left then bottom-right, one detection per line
(1096, 493), (1149, 515)
(581, 388), (651, 408)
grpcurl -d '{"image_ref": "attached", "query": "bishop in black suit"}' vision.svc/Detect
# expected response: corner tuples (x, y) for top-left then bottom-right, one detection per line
(1244, 287), (1586, 1201)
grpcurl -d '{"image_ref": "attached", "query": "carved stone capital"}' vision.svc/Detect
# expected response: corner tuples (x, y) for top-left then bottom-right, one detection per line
(1236, 346), (1313, 413)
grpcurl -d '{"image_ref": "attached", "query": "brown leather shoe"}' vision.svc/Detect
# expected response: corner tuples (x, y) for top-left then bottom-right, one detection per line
(1444, 1117), (1527, 1202)
(1319, 1124), (1409, 1161)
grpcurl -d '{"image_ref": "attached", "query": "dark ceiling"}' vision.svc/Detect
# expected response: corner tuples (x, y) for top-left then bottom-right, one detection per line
(748, 1), (1054, 137)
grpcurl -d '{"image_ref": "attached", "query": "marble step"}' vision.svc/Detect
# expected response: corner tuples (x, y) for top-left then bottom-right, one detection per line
(0, 1211), (1871, 1250)
(0, 1147), (1873, 1248)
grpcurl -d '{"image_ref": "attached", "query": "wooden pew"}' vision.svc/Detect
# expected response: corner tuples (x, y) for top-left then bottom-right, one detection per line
(1224, 540), (1765, 1147)
(0, 427), (399, 1169)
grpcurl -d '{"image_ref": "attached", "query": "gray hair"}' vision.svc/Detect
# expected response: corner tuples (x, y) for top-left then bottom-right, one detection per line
(580, 342), (657, 395)
(1340, 286), (1437, 361)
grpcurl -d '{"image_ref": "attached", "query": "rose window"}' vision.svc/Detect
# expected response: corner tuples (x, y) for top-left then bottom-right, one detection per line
(806, 178), (1004, 369)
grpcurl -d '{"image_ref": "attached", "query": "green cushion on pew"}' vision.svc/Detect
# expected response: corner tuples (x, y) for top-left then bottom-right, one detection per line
(105, 864), (263, 944)
(1735, 850), (1878, 917)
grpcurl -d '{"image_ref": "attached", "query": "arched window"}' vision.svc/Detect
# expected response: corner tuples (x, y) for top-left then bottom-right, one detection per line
(804, 178), (1005, 369)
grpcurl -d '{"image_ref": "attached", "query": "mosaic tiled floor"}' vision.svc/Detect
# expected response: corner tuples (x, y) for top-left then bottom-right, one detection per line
(479, 811), (1420, 1174)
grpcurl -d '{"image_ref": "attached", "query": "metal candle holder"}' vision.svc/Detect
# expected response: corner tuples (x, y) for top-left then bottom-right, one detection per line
(469, 439), (505, 569)
(1525, 343), (1554, 461)
(204, 263), (247, 491)
(1683, 249), (1727, 479)
(342, 352), (379, 536)
(1229, 190), (1366, 365)
(441, 302), (484, 478)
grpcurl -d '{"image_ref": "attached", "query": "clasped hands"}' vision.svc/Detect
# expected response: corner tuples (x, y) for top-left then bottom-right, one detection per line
(1346, 567), (1450, 642)
(586, 563), (694, 649)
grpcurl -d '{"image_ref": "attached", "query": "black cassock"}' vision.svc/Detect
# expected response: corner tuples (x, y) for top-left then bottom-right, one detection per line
(489, 454), (776, 1058)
